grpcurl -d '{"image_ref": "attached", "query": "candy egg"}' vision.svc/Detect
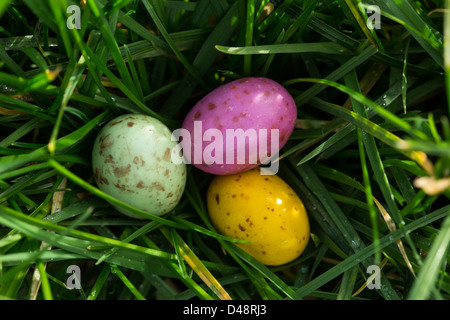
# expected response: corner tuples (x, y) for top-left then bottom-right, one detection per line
(206, 168), (310, 266)
(92, 114), (186, 218)
(180, 77), (297, 175)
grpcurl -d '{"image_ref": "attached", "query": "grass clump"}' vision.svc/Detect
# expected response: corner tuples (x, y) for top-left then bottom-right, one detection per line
(0, 0), (449, 301)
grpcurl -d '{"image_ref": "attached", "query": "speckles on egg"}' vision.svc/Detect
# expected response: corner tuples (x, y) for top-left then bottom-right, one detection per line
(181, 77), (297, 175)
(113, 164), (131, 178)
(206, 168), (310, 266)
(92, 114), (187, 218)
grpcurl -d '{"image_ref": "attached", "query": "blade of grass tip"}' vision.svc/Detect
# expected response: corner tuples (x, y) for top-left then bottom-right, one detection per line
(141, 0), (209, 91)
(49, 110), (109, 154)
(14, 68), (61, 95)
(86, 0), (138, 98)
(160, 227), (232, 300)
(43, 271), (84, 298)
(371, 197), (416, 277)
(407, 209), (450, 300)
(344, 0), (382, 51)
(47, 61), (86, 155)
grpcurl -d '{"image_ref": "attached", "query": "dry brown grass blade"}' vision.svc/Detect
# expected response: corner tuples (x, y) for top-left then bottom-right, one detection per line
(372, 196), (416, 278)
(396, 141), (435, 176)
(160, 227), (232, 300)
(343, 62), (387, 110)
(29, 177), (67, 300)
(413, 176), (450, 196)
(0, 106), (28, 115)
(352, 256), (389, 297)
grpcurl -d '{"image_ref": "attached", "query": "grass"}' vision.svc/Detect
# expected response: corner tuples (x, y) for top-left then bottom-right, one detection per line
(0, 0), (449, 301)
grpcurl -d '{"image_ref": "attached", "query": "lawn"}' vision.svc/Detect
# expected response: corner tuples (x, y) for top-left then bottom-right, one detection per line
(0, 0), (449, 301)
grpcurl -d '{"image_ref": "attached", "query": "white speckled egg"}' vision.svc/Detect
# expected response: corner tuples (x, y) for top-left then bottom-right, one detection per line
(92, 114), (187, 218)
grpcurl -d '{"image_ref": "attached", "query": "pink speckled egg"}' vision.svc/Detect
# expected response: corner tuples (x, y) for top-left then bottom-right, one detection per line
(179, 77), (297, 175)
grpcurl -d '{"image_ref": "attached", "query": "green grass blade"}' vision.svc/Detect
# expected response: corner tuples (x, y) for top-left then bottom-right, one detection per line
(243, 0), (256, 75)
(141, 0), (208, 91)
(110, 264), (146, 300)
(408, 209), (450, 299)
(295, 205), (450, 298)
(295, 95), (435, 177)
(48, 159), (183, 227)
(36, 261), (53, 300)
(86, 264), (110, 300)
(86, 0), (139, 97)
(386, 0), (443, 68)
(287, 77), (428, 140)
(291, 45), (377, 104)
(160, 2), (239, 116)
(216, 42), (351, 55)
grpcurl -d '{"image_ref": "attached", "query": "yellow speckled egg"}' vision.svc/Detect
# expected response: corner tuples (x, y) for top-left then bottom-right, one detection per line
(206, 168), (310, 266)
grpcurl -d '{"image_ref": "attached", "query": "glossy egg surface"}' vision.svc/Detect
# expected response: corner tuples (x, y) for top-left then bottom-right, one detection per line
(92, 114), (186, 218)
(181, 77), (297, 175)
(206, 168), (310, 265)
